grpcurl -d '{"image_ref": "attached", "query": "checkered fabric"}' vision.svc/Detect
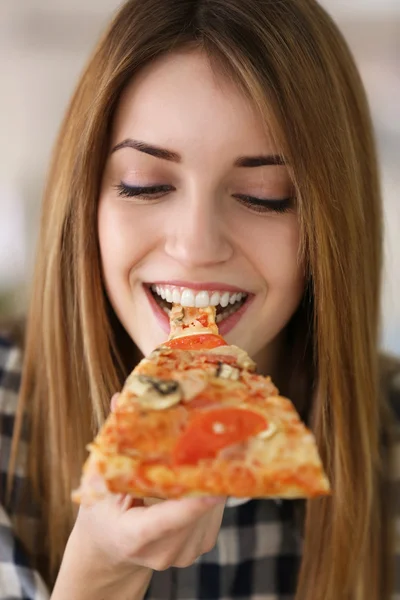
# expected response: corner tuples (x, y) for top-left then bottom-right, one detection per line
(0, 335), (399, 599)
(0, 339), (49, 600)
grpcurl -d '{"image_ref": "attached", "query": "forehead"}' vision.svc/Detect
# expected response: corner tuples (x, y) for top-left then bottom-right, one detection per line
(110, 49), (279, 155)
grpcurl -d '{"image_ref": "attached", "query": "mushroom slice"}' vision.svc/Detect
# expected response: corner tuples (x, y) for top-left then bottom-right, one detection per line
(215, 362), (240, 381)
(124, 374), (182, 410)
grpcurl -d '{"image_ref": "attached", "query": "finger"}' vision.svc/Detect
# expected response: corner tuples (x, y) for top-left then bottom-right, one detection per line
(134, 526), (190, 569)
(110, 393), (120, 412)
(116, 494), (163, 512)
(156, 502), (225, 568)
(124, 496), (226, 544)
(118, 494), (144, 510)
(143, 497), (164, 507)
(169, 503), (224, 566)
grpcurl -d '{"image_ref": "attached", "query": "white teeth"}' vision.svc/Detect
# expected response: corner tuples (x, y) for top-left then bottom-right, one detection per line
(220, 292), (230, 308)
(150, 285), (247, 311)
(210, 292), (220, 306)
(195, 291), (210, 308)
(172, 288), (181, 304)
(181, 289), (195, 307)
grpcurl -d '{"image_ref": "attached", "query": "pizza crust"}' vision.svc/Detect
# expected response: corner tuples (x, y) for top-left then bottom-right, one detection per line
(74, 443), (329, 502)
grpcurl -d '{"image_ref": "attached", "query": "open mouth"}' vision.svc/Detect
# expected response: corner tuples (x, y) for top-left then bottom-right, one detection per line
(148, 284), (249, 323)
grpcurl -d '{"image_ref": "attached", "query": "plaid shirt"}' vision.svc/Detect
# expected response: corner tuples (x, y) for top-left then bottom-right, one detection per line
(0, 336), (399, 599)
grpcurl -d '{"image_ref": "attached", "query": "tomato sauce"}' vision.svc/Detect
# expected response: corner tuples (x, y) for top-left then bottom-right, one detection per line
(172, 407), (267, 465)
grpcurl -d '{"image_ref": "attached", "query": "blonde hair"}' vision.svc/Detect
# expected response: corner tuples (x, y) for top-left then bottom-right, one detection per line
(10, 0), (390, 597)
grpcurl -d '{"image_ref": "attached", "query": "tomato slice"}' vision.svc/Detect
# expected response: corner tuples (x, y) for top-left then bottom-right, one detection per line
(172, 407), (267, 465)
(165, 334), (227, 351)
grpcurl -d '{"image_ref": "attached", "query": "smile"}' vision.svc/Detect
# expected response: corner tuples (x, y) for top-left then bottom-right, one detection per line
(149, 284), (249, 323)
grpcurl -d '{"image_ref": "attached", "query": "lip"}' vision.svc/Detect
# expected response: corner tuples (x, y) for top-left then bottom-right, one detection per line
(145, 280), (249, 293)
(144, 285), (171, 335)
(143, 283), (254, 337)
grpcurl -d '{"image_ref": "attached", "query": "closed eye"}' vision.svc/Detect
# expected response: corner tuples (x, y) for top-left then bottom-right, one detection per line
(114, 183), (294, 214)
(114, 183), (174, 199)
(233, 194), (294, 214)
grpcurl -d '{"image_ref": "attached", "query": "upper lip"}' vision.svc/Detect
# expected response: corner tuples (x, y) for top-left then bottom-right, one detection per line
(145, 280), (250, 293)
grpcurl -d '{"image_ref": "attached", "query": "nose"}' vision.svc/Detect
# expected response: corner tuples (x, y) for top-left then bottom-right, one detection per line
(164, 193), (233, 268)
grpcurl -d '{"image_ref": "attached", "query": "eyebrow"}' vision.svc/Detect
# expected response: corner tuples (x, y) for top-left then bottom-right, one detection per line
(234, 154), (286, 167)
(111, 139), (181, 162)
(111, 138), (286, 167)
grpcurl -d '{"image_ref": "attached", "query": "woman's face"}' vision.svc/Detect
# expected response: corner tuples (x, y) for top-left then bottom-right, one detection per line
(98, 50), (304, 372)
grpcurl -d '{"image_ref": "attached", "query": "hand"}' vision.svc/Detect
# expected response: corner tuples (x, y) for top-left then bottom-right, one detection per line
(74, 489), (226, 573)
(52, 395), (226, 600)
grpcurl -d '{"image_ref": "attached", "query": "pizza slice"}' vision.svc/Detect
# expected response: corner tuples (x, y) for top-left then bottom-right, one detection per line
(72, 306), (330, 503)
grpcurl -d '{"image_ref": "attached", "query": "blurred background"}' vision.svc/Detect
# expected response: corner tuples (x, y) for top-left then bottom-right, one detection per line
(0, 0), (399, 353)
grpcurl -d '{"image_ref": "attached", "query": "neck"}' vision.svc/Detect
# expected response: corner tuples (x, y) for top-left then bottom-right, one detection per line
(253, 329), (287, 383)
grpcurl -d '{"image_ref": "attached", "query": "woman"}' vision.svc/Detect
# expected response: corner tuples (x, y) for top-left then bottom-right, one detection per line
(0, 0), (399, 598)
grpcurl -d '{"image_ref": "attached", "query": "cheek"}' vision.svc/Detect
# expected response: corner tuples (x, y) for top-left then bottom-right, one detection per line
(249, 215), (304, 291)
(270, 234), (303, 292)
(97, 198), (152, 284)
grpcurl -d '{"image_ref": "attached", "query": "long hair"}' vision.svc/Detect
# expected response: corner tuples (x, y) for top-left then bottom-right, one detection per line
(10, 0), (389, 597)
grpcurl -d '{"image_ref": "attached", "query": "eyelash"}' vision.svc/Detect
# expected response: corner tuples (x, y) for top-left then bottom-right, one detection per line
(115, 183), (172, 199)
(232, 194), (293, 214)
(114, 183), (293, 214)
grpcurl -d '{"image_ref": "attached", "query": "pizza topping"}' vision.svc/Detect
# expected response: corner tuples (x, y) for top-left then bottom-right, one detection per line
(215, 362), (240, 381)
(194, 313), (210, 328)
(207, 345), (256, 371)
(125, 374), (182, 410)
(109, 406), (188, 456)
(146, 348), (194, 369)
(256, 421), (278, 440)
(147, 346), (170, 359)
(172, 407), (267, 465)
(165, 334), (227, 351)
(241, 371), (278, 395)
(168, 305), (219, 338)
(195, 353), (238, 366)
(144, 377), (179, 396)
(212, 421), (226, 434)
(183, 394), (221, 409)
(174, 369), (209, 401)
